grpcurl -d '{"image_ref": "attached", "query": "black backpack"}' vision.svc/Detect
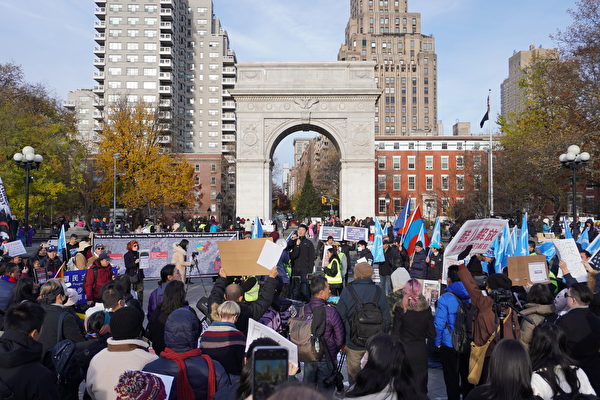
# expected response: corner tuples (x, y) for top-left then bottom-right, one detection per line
(445, 292), (476, 353)
(348, 285), (384, 348)
(49, 312), (81, 384)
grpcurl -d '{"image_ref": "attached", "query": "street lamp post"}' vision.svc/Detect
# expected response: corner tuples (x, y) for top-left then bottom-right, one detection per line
(385, 193), (391, 223)
(559, 145), (591, 226)
(113, 153), (120, 232)
(426, 202), (432, 222)
(216, 193), (223, 224)
(13, 146), (43, 233)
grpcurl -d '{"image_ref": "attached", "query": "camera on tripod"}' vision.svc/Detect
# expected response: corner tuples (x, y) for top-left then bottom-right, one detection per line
(490, 288), (513, 319)
(191, 251), (199, 257)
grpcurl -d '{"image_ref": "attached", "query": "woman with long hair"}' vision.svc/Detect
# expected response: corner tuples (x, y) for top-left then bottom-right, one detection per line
(520, 284), (556, 349)
(391, 278), (435, 393)
(323, 247), (343, 296)
(147, 280), (188, 354)
(123, 240), (144, 303)
(466, 339), (537, 400)
(529, 323), (596, 399)
(344, 333), (426, 399)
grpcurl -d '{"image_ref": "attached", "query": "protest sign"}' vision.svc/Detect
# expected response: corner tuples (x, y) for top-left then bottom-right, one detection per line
(344, 226), (368, 242)
(139, 250), (150, 269)
(391, 267), (410, 290)
(553, 239), (587, 282)
(0, 177), (12, 217)
(507, 255), (549, 286)
(318, 226), (344, 241)
(3, 240), (27, 256)
(246, 318), (298, 366)
(442, 219), (507, 282)
(94, 232), (239, 279)
(63, 268), (118, 303)
(218, 238), (274, 276)
(256, 240), (284, 270)
(35, 267), (50, 284)
(422, 280), (441, 310)
(321, 245), (332, 268)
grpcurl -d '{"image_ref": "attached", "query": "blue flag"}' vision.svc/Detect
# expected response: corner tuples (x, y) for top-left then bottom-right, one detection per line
(57, 224), (67, 260)
(587, 232), (600, 257)
(495, 224), (510, 273)
(251, 216), (263, 239)
(372, 217), (385, 263)
(536, 241), (557, 262)
(508, 226), (517, 257)
(430, 217), (441, 248)
(564, 219), (573, 239)
(577, 227), (590, 250)
(393, 198), (411, 238)
(515, 212), (529, 256)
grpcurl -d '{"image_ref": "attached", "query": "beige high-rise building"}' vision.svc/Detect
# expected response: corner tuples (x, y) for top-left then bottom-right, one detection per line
(338, 0), (438, 137)
(64, 89), (99, 152)
(500, 44), (558, 118)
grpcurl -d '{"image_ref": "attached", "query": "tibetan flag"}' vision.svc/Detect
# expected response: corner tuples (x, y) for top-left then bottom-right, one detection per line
(515, 213), (529, 256)
(393, 198), (411, 238)
(577, 227), (590, 250)
(479, 92), (490, 128)
(402, 206), (429, 256)
(494, 224), (510, 272)
(372, 217), (385, 263)
(251, 216), (263, 239)
(564, 219), (573, 239)
(587, 232), (600, 256)
(430, 217), (441, 248)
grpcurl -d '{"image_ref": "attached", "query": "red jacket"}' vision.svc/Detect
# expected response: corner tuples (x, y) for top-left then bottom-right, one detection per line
(84, 262), (114, 301)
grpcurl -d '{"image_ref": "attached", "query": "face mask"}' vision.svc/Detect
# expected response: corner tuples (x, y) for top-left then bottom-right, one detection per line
(360, 352), (369, 370)
(358, 246), (364, 251)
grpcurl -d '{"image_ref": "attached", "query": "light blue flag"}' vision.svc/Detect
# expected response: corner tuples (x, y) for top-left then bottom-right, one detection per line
(57, 224), (67, 260)
(515, 212), (529, 256)
(577, 227), (590, 250)
(587, 232), (600, 257)
(536, 241), (557, 262)
(417, 223), (426, 248)
(430, 217), (441, 248)
(495, 224), (510, 273)
(393, 197), (411, 238)
(372, 217), (385, 263)
(508, 226), (517, 257)
(564, 219), (573, 239)
(251, 216), (263, 239)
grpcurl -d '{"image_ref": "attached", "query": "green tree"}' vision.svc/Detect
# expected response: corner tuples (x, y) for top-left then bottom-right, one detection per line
(0, 63), (86, 225)
(295, 171), (322, 220)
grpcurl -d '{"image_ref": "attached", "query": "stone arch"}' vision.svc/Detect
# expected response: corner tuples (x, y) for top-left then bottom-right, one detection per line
(231, 62), (380, 220)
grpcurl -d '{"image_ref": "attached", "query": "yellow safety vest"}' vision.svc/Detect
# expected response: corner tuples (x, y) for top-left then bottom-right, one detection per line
(326, 258), (343, 285)
(243, 277), (260, 302)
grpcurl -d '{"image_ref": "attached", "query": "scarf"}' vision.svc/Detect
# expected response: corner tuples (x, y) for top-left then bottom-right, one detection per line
(161, 347), (216, 400)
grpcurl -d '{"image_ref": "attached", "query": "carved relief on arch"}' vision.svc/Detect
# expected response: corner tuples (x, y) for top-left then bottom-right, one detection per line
(239, 122), (260, 156)
(350, 122), (371, 148)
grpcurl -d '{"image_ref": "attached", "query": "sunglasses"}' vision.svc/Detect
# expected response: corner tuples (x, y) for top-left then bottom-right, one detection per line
(96, 247), (105, 250)
(133, 244), (139, 247)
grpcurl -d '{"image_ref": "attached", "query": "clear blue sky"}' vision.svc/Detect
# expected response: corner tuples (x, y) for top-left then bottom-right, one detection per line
(0, 0), (575, 172)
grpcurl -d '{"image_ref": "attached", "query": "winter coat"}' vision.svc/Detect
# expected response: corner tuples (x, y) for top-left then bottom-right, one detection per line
(171, 244), (191, 273)
(433, 282), (471, 348)
(200, 321), (246, 376)
(342, 384), (398, 400)
(336, 278), (391, 350)
(74, 334), (109, 378)
(393, 246), (409, 270)
(379, 246), (397, 276)
(519, 303), (555, 349)
(410, 249), (428, 279)
(288, 236), (316, 276)
(38, 303), (85, 353)
(40, 255), (62, 275)
(0, 330), (59, 400)
(208, 276), (278, 334)
(557, 307), (600, 393)
(86, 338), (158, 400)
(302, 297), (345, 361)
(0, 278), (16, 326)
(357, 248), (374, 265)
(143, 308), (231, 399)
(84, 261), (114, 302)
(457, 264), (520, 356)
(427, 249), (444, 281)
(391, 295), (435, 391)
(147, 283), (165, 321)
(124, 250), (144, 282)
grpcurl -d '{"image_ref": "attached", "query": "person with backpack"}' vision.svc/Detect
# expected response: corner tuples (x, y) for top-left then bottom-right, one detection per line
(391, 279), (435, 393)
(84, 252), (114, 306)
(37, 279), (85, 400)
(434, 264), (473, 400)
(0, 301), (59, 400)
(520, 284), (556, 350)
(292, 274), (344, 392)
(336, 262), (390, 385)
(144, 308), (231, 399)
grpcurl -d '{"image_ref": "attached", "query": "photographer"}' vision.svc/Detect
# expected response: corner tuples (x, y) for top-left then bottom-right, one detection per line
(457, 262), (520, 385)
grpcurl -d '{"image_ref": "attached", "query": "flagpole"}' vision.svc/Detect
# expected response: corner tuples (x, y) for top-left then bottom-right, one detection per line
(487, 89), (494, 217)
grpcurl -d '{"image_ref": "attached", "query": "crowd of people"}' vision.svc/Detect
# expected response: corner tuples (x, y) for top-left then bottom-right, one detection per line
(0, 214), (599, 400)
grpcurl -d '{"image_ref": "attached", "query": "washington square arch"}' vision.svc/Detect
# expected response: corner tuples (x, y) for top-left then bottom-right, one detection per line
(230, 62), (380, 220)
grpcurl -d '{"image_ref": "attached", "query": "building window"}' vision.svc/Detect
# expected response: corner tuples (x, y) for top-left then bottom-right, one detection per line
(441, 156), (448, 170)
(408, 156), (415, 169)
(378, 175), (386, 190)
(456, 142), (463, 150)
(474, 155), (482, 170)
(441, 175), (449, 190)
(456, 156), (464, 170)
(442, 198), (449, 213)
(474, 175), (481, 191)
(393, 175), (400, 190)
(378, 156), (386, 169)
(425, 156), (433, 170)
(195, 164), (200, 172)
(408, 175), (416, 190)
(379, 198), (387, 214)
(441, 142), (447, 149)
(393, 198), (401, 213)
(457, 175), (465, 191)
(194, 176), (200, 186)
(211, 163), (216, 172)
(393, 156), (400, 170)
(211, 177), (216, 185)
(426, 175), (433, 191)
(408, 142), (414, 149)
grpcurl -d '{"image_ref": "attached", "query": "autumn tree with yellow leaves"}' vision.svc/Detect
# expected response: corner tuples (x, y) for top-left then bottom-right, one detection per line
(95, 102), (194, 217)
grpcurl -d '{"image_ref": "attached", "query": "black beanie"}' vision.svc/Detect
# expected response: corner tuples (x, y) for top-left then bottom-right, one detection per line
(110, 307), (144, 340)
(487, 273), (512, 291)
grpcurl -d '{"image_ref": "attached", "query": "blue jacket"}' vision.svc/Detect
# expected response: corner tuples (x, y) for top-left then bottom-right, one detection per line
(433, 282), (470, 347)
(143, 308), (231, 399)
